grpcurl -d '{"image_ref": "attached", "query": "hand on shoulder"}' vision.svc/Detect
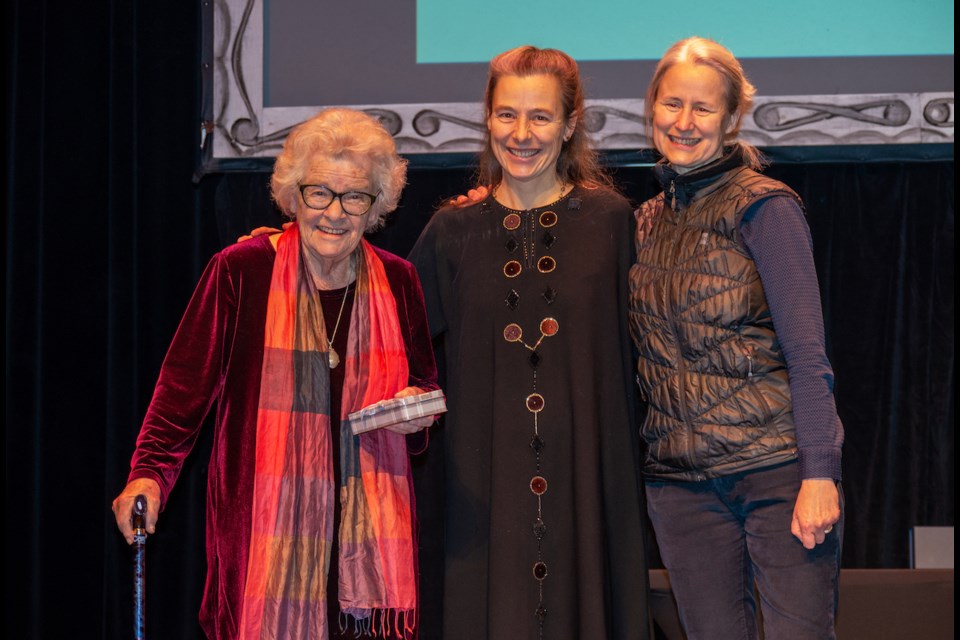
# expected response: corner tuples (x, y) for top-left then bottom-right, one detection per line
(449, 185), (490, 207)
(236, 222), (292, 243)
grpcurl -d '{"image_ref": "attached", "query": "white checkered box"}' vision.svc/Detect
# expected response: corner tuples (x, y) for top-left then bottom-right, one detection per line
(348, 389), (447, 435)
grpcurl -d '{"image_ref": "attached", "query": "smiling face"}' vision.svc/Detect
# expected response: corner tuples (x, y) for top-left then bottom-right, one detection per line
(652, 62), (732, 174)
(487, 73), (575, 193)
(292, 154), (374, 277)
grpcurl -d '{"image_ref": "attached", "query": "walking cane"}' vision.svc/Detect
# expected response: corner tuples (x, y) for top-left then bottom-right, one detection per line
(132, 494), (147, 640)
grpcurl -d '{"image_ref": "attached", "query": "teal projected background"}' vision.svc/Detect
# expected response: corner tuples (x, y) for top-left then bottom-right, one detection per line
(217, 0), (954, 159)
(261, 0), (953, 111)
(417, 0), (954, 62)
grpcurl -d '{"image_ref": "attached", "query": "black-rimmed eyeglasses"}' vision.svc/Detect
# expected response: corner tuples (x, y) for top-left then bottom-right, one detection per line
(298, 184), (379, 216)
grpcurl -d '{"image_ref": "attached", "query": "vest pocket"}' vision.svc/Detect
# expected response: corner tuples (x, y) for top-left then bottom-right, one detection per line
(735, 338), (773, 425)
(735, 337), (754, 378)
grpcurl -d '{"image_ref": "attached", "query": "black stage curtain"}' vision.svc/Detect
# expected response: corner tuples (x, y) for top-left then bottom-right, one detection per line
(5, 3), (954, 638)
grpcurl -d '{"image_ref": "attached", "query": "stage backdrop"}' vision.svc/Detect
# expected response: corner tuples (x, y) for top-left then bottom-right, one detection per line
(204, 0), (953, 168)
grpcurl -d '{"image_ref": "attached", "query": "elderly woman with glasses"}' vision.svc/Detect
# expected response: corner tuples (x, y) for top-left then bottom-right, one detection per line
(112, 107), (440, 640)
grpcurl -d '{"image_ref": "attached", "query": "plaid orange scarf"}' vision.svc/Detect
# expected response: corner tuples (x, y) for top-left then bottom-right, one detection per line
(239, 227), (417, 639)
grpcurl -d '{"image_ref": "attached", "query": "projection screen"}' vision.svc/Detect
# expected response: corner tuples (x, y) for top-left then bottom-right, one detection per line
(202, 0), (954, 169)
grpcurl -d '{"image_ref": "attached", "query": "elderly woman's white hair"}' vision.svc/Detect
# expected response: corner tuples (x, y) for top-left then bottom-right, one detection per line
(271, 108), (408, 231)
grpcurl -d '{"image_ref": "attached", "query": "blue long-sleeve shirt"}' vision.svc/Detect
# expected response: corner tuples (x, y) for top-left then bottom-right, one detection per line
(740, 196), (844, 480)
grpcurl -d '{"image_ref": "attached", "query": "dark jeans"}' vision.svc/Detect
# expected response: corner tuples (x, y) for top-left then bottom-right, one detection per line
(646, 462), (843, 640)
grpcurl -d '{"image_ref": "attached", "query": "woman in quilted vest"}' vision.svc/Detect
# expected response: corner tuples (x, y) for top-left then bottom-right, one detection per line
(628, 36), (844, 640)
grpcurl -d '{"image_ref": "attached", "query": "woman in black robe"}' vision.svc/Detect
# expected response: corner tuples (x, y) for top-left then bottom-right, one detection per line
(408, 45), (651, 640)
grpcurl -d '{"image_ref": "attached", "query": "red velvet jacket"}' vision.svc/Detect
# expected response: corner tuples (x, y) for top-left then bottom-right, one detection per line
(127, 235), (438, 639)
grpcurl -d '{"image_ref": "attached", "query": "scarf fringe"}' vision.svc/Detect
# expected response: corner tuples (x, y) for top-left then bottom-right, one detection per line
(344, 608), (416, 639)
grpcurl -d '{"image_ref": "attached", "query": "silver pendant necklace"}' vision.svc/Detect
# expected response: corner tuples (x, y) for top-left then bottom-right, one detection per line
(326, 285), (350, 369)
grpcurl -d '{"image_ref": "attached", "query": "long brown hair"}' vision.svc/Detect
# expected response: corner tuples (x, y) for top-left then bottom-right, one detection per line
(476, 45), (615, 191)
